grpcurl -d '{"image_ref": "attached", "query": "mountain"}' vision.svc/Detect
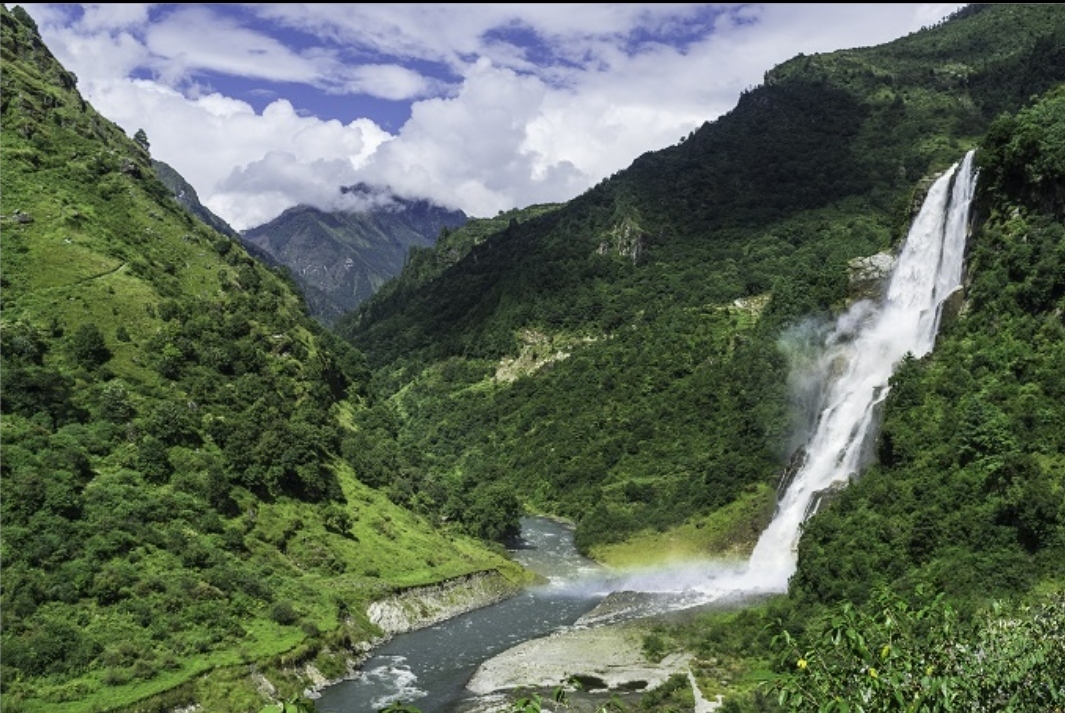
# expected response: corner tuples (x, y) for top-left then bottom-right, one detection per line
(337, 2), (1065, 556)
(4, 2), (1064, 711)
(0, 6), (529, 712)
(240, 189), (468, 324)
(152, 158), (241, 239)
(336, 3), (1065, 705)
(336, 4), (1065, 707)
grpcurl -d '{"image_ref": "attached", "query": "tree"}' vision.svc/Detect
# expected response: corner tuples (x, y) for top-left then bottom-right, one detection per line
(69, 322), (110, 369)
(133, 128), (150, 153)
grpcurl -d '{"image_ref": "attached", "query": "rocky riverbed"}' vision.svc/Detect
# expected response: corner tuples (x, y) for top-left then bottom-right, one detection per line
(461, 620), (722, 713)
(465, 622), (689, 695)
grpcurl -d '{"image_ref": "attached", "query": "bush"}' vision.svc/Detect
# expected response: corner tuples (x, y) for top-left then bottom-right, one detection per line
(270, 601), (299, 626)
(769, 588), (1065, 712)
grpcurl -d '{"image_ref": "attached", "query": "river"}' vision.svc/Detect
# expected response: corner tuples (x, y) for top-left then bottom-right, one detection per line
(315, 151), (978, 713)
(315, 516), (612, 713)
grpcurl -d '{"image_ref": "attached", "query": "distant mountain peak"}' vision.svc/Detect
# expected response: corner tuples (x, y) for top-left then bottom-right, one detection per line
(240, 193), (468, 324)
(338, 182), (459, 215)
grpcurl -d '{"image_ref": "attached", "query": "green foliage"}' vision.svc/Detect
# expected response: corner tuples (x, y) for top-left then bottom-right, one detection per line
(67, 322), (110, 368)
(789, 85), (1065, 614)
(338, 5), (1065, 555)
(769, 588), (1065, 712)
(0, 7), (530, 712)
(132, 128), (150, 153)
(5, 4), (1065, 713)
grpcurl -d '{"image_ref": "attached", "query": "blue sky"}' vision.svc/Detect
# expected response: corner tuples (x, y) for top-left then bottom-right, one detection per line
(19, 3), (964, 231)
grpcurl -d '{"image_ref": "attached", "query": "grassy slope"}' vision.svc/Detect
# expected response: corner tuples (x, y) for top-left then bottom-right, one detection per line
(0, 7), (531, 712)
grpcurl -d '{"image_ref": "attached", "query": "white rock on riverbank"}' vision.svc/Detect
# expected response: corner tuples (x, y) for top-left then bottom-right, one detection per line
(368, 571), (522, 635)
(465, 623), (691, 695)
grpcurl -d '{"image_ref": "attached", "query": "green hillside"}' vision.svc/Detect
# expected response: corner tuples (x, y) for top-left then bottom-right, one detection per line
(337, 3), (1065, 558)
(4, 2), (1065, 712)
(336, 6), (1065, 708)
(0, 6), (529, 712)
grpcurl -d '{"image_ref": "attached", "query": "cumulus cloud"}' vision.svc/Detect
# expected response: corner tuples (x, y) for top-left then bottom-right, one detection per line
(22, 3), (964, 230)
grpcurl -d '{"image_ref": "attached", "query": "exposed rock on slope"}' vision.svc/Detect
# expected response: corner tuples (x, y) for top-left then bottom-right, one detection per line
(368, 570), (523, 635)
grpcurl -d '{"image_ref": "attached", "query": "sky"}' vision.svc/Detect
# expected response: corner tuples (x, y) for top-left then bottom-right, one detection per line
(18, 3), (965, 232)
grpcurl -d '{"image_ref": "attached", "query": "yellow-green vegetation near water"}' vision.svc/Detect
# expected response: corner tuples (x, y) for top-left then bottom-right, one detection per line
(588, 483), (775, 570)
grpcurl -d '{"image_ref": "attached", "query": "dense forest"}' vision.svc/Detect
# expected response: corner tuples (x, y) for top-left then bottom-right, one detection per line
(1, 3), (1063, 713)
(0, 6), (531, 712)
(337, 2), (1065, 560)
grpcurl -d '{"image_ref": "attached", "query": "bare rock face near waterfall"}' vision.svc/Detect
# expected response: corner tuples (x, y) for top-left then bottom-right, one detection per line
(847, 251), (897, 301)
(937, 285), (967, 333)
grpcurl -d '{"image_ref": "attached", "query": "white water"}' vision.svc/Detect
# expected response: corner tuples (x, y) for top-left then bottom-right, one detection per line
(322, 154), (979, 710)
(584, 151), (978, 611)
(740, 149), (977, 593)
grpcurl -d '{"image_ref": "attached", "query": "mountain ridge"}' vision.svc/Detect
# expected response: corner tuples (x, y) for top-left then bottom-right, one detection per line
(240, 192), (468, 324)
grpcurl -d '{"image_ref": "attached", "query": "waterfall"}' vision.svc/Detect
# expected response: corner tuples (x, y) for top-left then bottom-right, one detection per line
(575, 152), (977, 620)
(740, 150), (978, 593)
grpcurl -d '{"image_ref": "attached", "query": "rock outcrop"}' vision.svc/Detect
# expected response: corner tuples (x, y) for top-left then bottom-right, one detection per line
(847, 251), (896, 301)
(368, 570), (522, 635)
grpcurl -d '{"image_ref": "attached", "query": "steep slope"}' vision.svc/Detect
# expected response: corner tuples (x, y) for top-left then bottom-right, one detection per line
(241, 190), (468, 325)
(0, 7), (528, 713)
(662, 81), (1065, 713)
(152, 158), (241, 239)
(337, 4), (1065, 554)
(790, 84), (1065, 610)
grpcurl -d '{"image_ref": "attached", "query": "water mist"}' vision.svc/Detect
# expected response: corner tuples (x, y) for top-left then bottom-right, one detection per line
(584, 151), (978, 616)
(741, 149), (978, 594)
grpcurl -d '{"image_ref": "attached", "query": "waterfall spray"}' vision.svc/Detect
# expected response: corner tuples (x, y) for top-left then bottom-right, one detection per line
(574, 152), (977, 622)
(741, 150), (978, 593)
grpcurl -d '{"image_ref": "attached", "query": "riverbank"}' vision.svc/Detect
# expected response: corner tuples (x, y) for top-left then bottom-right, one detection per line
(368, 570), (530, 635)
(465, 622), (690, 695)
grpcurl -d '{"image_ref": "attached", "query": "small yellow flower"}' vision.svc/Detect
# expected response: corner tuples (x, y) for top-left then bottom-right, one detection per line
(868, 667), (878, 678)
(880, 644), (891, 659)
(797, 658), (808, 670)
(926, 665), (934, 676)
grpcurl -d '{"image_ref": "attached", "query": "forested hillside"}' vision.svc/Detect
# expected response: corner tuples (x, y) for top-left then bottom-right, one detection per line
(3, 2), (1064, 712)
(337, 6), (1065, 707)
(338, 3), (1065, 560)
(0, 6), (529, 712)
(677, 80), (1065, 713)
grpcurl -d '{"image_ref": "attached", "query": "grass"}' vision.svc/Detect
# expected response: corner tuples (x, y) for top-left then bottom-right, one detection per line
(588, 483), (776, 569)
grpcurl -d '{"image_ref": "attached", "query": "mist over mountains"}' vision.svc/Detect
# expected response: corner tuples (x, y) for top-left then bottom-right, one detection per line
(239, 189), (468, 324)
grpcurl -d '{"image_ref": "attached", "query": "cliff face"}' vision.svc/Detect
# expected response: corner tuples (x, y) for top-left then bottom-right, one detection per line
(367, 570), (523, 635)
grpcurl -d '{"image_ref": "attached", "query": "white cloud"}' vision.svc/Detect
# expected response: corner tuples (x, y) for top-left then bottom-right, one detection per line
(144, 5), (324, 86)
(339, 63), (437, 101)
(21, 3), (965, 230)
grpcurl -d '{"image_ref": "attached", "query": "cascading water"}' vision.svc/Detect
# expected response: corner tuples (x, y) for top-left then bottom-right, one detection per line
(740, 149), (978, 593)
(323, 153), (980, 709)
(585, 150), (978, 618)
